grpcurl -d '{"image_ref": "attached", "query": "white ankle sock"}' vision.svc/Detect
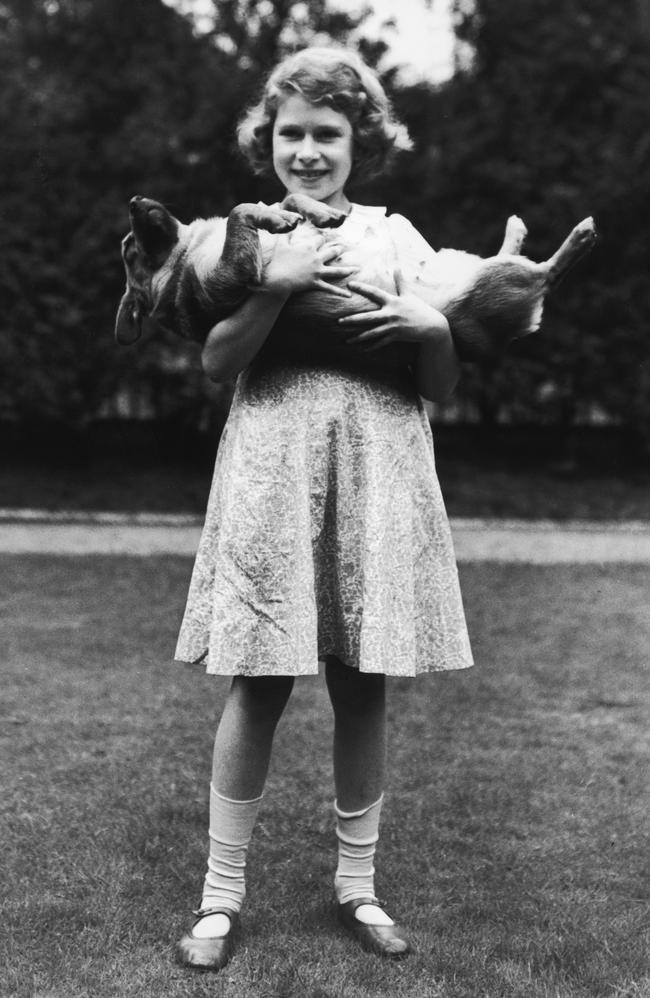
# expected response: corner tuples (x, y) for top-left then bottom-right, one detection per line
(197, 785), (263, 935)
(192, 912), (233, 939)
(334, 795), (393, 925)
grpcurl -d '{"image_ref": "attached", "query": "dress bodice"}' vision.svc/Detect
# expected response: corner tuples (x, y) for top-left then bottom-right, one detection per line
(256, 204), (434, 375)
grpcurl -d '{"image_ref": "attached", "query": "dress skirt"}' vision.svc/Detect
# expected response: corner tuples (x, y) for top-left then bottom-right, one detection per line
(175, 357), (473, 678)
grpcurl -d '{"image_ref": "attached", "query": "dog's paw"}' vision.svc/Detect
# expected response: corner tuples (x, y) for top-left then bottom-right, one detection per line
(280, 193), (347, 229)
(573, 216), (598, 248)
(309, 205), (347, 229)
(264, 210), (303, 233)
(500, 215), (528, 255)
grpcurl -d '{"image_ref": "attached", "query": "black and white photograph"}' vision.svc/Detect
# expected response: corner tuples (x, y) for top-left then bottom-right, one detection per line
(2, 2), (649, 996)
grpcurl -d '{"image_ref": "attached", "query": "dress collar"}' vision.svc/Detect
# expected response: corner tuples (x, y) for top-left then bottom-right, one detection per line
(347, 204), (387, 218)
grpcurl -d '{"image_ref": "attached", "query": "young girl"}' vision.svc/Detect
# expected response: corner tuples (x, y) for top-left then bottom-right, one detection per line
(174, 46), (473, 970)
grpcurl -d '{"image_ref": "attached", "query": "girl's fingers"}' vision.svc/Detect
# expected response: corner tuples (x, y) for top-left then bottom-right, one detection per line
(323, 266), (360, 280)
(337, 309), (385, 328)
(321, 244), (344, 262)
(345, 326), (393, 343)
(346, 280), (392, 305)
(314, 280), (353, 298)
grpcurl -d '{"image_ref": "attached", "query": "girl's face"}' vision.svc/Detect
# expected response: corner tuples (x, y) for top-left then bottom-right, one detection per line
(272, 93), (354, 212)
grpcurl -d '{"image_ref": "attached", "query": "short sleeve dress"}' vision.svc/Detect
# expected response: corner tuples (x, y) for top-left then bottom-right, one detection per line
(174, 205), (474, 677)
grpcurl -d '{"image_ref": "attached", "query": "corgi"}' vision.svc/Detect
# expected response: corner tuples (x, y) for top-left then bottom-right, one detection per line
(115, 193), (346, 346)
(116, 197), (596, 362)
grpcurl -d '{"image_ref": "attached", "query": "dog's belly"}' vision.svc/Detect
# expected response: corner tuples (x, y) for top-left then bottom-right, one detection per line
(256, 222), (534, 367)
(261, 227), (417, 369)
(286, 245), (396, 322)
(271, 236), (486, 333)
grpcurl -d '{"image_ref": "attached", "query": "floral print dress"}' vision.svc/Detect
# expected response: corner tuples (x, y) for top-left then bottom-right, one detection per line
(174, 205), (473, 677)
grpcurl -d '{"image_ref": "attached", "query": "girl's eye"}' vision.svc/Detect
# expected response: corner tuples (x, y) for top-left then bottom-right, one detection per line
(277, 127), (343, 142)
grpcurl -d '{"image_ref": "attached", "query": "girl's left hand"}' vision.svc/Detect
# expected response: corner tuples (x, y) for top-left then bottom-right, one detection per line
(338, 278), (450, 351)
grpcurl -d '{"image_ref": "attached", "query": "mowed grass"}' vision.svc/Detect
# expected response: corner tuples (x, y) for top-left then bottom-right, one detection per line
(1, 556), (649, 998)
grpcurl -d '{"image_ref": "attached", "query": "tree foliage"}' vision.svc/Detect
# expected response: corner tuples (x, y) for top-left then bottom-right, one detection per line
(0, 0), (365, 429)
(391, 0), (650, 437)
(0, 0), (648, 446)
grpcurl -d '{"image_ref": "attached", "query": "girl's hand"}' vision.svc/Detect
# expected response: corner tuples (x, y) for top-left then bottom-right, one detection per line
(338, 278), (451, 351)
(262, 236), (357, 298)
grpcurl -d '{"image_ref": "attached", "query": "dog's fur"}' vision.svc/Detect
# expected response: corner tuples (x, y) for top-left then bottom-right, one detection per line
(115, 194), (346, 346)
(116, 198), (597, 362)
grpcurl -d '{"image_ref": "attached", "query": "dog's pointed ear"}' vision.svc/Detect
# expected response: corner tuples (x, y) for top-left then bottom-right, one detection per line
(115, 287), (143, 344)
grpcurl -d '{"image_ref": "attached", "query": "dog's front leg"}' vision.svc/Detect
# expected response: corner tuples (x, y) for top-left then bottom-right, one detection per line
(204, 203), (307, 302)
(281, 193), (347, 228)
(216, 207), (267, 291)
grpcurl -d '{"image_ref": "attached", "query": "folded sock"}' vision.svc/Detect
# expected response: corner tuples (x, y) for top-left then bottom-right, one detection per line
(334, 794), (392, 924)
(199, 785), (263, 924)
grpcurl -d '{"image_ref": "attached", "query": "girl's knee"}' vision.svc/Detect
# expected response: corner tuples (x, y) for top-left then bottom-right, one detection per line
(325, 657), (385, 712)
(231, 675), (294, 721)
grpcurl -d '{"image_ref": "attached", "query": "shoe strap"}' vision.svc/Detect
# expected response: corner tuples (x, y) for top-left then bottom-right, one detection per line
(192, 907), (238, 920)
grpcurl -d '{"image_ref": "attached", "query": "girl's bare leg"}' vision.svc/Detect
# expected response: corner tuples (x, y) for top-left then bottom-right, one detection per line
(324, 656), (386, 810)
(325, 656), (389, 912)
(212, 675), (294, 798)
(324, 657), (409, 951)
(187, 675), (294, 944)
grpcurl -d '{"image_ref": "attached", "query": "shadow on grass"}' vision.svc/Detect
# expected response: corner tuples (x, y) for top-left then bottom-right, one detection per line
(1, 557), (649, 997)
(1, 422), (650, 520)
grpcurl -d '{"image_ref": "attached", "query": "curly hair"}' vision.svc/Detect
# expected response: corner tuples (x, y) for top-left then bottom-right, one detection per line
(237, 47), (412, 182)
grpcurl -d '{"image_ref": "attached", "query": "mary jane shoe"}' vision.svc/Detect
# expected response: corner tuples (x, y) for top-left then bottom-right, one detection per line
(176, 907), (239, 971)
(337, 897), (412, 958)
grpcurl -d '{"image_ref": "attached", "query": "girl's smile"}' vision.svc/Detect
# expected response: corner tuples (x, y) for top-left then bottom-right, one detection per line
(272, 94), (353, 213)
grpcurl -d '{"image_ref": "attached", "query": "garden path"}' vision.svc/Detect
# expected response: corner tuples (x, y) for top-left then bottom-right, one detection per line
(1, 510), (649, 562)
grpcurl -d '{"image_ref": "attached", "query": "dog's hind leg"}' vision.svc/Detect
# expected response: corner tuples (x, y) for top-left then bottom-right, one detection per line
(498, 215), (528, 255)
(542, 217), (598, 289)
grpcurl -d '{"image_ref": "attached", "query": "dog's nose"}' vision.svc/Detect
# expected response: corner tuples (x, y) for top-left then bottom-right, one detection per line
(130, 195), (145, 206)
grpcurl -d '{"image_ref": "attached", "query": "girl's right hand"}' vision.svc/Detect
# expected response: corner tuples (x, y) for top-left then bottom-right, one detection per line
(262, 235), (357, 298)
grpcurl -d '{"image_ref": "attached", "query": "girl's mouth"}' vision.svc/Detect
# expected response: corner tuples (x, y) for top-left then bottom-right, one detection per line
(292, 170), (328, 179)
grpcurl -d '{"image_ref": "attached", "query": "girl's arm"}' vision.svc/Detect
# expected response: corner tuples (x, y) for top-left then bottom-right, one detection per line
(202, 288), (290, 382)
(412, 319), (460, 403)
(337, 213), (460, 402)
(390, 215), (460, 401)
(339, 280), (459, 402)
(202, 234), (356, 382)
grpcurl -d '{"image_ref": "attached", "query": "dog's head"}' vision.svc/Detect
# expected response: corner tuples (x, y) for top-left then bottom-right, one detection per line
(115, 196), (182, 345)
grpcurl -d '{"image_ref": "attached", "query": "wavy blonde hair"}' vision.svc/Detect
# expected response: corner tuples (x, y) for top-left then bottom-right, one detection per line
(237, 47), (412, 182)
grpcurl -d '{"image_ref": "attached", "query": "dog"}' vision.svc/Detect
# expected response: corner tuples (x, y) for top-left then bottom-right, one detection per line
(115, 193), (346, 346)
(116, 198), (597, 362)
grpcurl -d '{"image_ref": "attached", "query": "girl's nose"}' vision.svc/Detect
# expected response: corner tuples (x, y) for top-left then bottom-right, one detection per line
(297, 135), (319, 161)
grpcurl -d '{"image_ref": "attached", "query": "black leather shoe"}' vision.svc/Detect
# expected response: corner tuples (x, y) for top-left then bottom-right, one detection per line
(176, 908), (239, 971)
(337, 897), (412, 958)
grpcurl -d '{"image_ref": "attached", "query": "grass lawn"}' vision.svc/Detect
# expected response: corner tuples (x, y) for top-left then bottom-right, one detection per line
(2, 557), (649, 998)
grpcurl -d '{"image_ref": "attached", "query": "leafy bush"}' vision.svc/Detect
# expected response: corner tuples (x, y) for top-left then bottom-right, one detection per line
(1, 0), (648, 450)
